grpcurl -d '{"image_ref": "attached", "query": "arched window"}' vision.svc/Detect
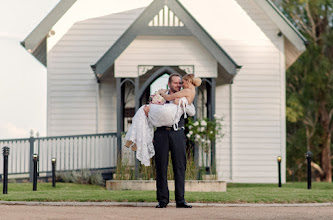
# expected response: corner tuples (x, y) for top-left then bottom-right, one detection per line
(150, 73), (169, 95)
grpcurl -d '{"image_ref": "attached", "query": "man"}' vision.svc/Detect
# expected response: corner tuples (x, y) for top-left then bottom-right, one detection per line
(153, 73), (194, 208)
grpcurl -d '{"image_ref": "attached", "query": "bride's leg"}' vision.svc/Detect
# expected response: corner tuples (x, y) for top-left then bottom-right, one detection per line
(143, 105), (150, 117)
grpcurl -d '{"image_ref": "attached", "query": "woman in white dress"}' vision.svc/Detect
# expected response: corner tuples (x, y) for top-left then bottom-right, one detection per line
(124, 74), (201, 166)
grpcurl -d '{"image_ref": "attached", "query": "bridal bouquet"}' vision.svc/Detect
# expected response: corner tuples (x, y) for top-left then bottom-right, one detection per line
(149, 91), (166, 105)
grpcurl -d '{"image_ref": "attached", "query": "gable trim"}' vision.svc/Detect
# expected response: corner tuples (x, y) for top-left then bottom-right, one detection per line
(21, 0), (77, 52)
(21, 0), (77, 66)
(255, 0), (307, 51)
(91, 0), (241, 80)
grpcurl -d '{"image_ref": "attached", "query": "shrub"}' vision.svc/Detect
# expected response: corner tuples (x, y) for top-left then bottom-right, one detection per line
(56, 169), (104, 186)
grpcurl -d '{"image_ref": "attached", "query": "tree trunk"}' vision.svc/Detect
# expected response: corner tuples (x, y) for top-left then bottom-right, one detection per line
(319, 102), (332, 182)
(321, 133), (332, 182)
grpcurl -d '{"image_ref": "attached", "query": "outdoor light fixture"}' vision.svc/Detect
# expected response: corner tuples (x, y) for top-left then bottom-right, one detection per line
(52, 158), (56, 187)
(2, 146), (10, 194)
(33, 154), (39, 191)
(33, 154), (39, 161)
(277, 156), (282, 187)
(306, 151), (313, 189)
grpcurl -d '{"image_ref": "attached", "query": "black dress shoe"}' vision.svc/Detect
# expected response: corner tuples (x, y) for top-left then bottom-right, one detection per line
(176, 202), (192, 208)
(155, 203), (167, 208)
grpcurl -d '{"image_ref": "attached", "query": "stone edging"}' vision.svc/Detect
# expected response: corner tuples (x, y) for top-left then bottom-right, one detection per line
(106, 180), (227, 192)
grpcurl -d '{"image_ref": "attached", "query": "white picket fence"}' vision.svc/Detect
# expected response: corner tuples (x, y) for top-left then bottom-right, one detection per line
(0, 133), (119, 176)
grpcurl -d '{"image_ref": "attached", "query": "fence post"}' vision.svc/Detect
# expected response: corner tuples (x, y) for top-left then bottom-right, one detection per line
(29, 130), (35, 182)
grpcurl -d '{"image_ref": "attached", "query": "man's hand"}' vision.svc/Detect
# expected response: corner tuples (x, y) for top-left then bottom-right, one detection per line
(158, 89), (168, 94)
(144, 105), (150, 117)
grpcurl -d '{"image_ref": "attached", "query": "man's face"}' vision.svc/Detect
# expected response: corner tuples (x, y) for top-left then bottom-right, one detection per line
(168, 76), (182, 94)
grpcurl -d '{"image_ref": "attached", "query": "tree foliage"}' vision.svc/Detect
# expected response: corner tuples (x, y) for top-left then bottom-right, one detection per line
(275, 0), (333, 181)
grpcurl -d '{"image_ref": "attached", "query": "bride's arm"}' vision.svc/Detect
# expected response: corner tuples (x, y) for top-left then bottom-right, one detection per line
(158, 89), (190, 101)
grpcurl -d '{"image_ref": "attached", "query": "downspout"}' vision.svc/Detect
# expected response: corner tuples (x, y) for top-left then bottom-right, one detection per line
(229, 83), (233, 181)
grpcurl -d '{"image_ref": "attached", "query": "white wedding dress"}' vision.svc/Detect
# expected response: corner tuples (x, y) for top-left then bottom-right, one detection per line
(124, 97), (189, 166)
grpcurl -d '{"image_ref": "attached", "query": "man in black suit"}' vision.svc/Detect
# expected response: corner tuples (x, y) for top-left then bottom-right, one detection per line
(154, 73), (194, 208)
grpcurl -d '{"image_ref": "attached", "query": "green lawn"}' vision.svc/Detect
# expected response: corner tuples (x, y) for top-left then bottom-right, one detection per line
(0, 182), (332, 203)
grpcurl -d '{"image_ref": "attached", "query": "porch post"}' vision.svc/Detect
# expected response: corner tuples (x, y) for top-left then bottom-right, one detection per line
(210, 78), (216, 173)
(116, 78), (122, 166)
(193, 90), (199, 171)
(134, 77), (140, 179)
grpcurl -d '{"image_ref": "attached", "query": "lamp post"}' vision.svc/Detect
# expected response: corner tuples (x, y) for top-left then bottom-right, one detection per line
(277, 156), (282, 187)
(3, 147), (10, 194)
(306, 151), (313, 189)
(33, 154), (39, 191)
(52, 158), (56, 187)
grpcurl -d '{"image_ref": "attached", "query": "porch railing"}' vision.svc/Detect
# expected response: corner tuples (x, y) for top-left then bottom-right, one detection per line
(0, 132), (118, 178)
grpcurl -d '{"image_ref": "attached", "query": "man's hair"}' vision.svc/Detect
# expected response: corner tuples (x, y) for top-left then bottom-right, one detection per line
(168, 73), (181, 84)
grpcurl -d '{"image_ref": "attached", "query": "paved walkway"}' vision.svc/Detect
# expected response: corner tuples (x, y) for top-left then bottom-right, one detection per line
(0, 202), (332, 219)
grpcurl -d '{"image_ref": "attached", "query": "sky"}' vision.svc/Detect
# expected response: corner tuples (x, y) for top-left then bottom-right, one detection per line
(0, 0), (169, 139)
(0, 0), (60, 139)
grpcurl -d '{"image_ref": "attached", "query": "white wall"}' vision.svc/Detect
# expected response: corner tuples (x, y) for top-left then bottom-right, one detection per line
(115, 36), (217, 78)
(98, 78), (117, 133)
(180, 0), (285, 183)
(47, 8), (143, 136)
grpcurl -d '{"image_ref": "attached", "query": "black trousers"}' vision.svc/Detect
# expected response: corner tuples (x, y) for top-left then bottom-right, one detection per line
(154, 127), (187, 205)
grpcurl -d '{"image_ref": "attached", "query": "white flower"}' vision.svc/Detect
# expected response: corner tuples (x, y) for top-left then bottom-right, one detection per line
(200, 127), (205, 132)
(210, 131), (213, 134)
(186, 133), (191, 138)
(201, 120), (207, 126)
(193, 121), (199, 126)
(189, 125), (192, 129)
(206, 139), (211, 145)
(195, 134), (201, 140)
(189, 131), (193, 135)
(201, 138), (206, 143)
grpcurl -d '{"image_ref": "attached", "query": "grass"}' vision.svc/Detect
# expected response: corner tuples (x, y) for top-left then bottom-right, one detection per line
(0, 182), (332, 203)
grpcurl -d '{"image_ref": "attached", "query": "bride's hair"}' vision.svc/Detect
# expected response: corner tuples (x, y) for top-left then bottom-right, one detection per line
(183, 74), (202, 87)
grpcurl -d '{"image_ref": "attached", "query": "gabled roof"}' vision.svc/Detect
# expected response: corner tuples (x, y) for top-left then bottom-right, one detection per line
(91, 0), (241, 80)
(21, 0), (307, 70)
(254, 0), (307, 51)
(20, 0), (77, 66)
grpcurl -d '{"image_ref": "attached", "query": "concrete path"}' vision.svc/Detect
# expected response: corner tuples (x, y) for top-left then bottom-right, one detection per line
(0, 202), (332, 219)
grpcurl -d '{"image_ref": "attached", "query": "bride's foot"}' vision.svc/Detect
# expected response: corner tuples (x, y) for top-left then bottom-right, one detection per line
(125, 140), (133, 148)
(143, 105), (150, 117)
(125, 140), (137, 151)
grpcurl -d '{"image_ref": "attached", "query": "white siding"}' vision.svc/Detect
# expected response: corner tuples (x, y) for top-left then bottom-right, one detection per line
(115, 36), (217, 78)
(98, 78), (117, 133)
(47, 8), (143, 136)
(181, 0), (285, 183)
(215, 84), (232, 180)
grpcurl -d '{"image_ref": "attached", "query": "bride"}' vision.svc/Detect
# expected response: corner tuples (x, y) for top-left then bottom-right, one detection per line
(124, 74), (201, 166)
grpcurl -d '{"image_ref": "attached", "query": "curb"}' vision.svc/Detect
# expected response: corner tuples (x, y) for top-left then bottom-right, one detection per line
(0, 201), (332, 207)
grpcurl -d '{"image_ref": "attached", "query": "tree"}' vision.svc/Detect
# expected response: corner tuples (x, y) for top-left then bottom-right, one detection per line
(277, 0), (333, 181)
